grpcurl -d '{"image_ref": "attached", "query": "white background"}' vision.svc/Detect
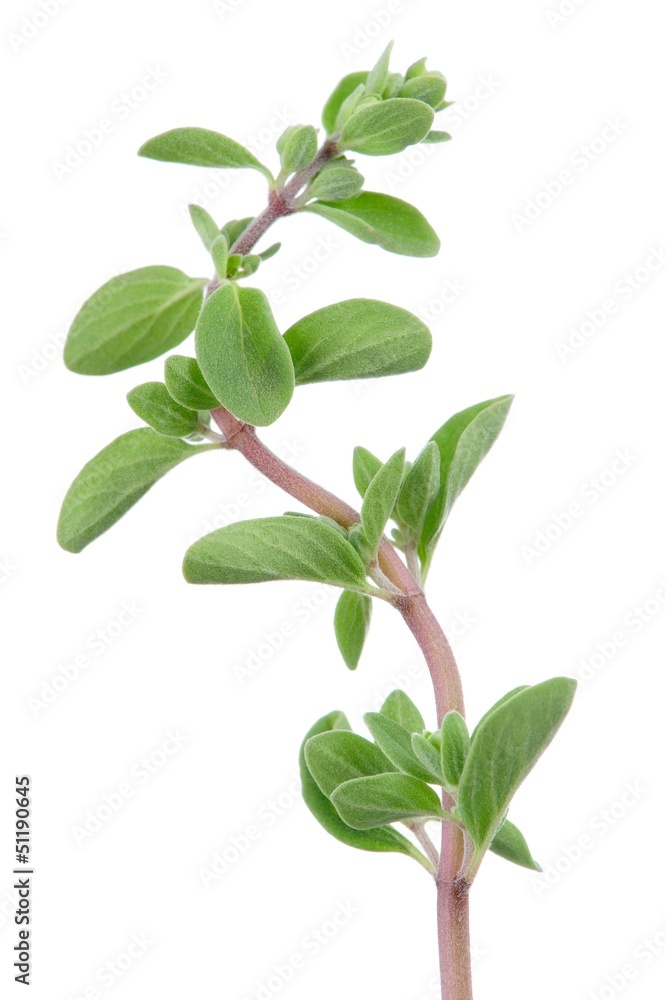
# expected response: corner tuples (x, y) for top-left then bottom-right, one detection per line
(1, 0), (664, 998)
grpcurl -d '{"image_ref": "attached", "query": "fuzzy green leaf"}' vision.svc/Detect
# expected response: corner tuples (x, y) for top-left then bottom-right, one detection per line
(341, 99), (434, 155)
(300, 712), (430, 866)
(188, 204), (219, 250)
(331, 773), (444, 830)
(423, 130), (452, 144)
(440, 711), (470, 789)
(365, 42), (393, 95)
(396, 441), (440, 536)
(195, 283), (294, 426)
(334, 590), (372, 670)
(380, 690), (425, 733)
(400, 73), (448, 109)
(352, 447), (382, 498)
(183, 516), (367, 589)
(306, 163), (364, 202)
(64, 267), (206, 375)
(277, 124), (318, 174)
(58, 429), (215, 553)
(361, 448), (405, 555)
(322, 72), (368, 133)
(364, 712), (438, 782)
(139, 128), (272, 180)
(472, 686), (529, 737)
(411, 733), (444, 782)
(127, 382), (199, 437)
(458, 678), (577, 853)
(490, 819), (542, 872)
(306, 192), (440, 257)
(419, 395), (514, 571)
(164, 355), (219, 410)
(284, 299), (431, 386)
(210, 234), (229, 279)
(305, 730), (396, 796)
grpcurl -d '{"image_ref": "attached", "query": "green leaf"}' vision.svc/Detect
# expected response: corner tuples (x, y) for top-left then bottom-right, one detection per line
(284, 298), (431, 386)
(300, 712), (430, 867)
(423, 130), (451, 144)
(164, 355), (219, 410)
(380, 689), (425, 733)
(490, 819), (542, 872)
(331, 773), (445, 829)
(306, 162), (364, 202)
(58, 429), (215, 553)
(183, 515), (368, 589)
(382, 72), (405, 100)
(138, 128), (272, 180)
(396, 441), (440, 537)
(322, 72), (368, 133)
(305, 730), (396, 796)
(341, 99), (434, 155)
(405, 58), (428, 82)
(411, 733), (444, 782)
(221, 217), (254, 247)
(195, 283), (295, 426)
(353, 446), (382, 498)
(361, 448), (405, 555)
(277, 124), (318, 174)
(127, 382), (200, 437)
(419, 395), (514, 572)
(258, 242), (281, 262)
(458, 678), (577, 853)
(440, 711), (470, 789)
(334, 590), (372, 670)
(64, 267), (206, 376)
(364, 712), (438, 782)
(400, 73), (448, 109)
(188, 204), (219, 250)
(472, 686), (529, 737)
(365, 41), (393, 95)
(306, 192), (440, 257)
(210, 234), (229, 279)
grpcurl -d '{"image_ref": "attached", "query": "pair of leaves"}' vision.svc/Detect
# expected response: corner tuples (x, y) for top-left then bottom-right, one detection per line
(139, 127), (273, 182)
(340, 98), (434, 156)
(127, 382), (201, 438)
(299, 711), (432, 870)
(64, 267), (207, 376)
(306, 192), (440, 258)
(57, 429), (216, 553)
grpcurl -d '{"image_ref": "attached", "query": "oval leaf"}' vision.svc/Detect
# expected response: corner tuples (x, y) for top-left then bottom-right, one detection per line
(164, 355), (219, 410)
(284, 299), (431, 385)
(440, 711), (470, 789)
(64, 267), (206, 375)
(490, 819), (542, 872)
(353, 446), (382, 498)
(305, 192), (440, 257)
(396, 441), (441, 536)
(364, 712), (438, 783)
(183, 516), (368, 589)
(127, 382), (200, 437)
(322, 72), (368, 133)
(305, 730), (396, 796)
(139, 128), (272, 179)
(58, 429), (215, 553)
(341, 99), (434, 155)
(195, 283), (295, 426)
(334, 590), (372, 670)
(458, 678), (577, 852)
(300, 712), (431, 868)
(331, 773), (444, 830)
(361, 448), (405, 554)
(380, 690), (425, 733)
(411, 733), (444, 781)
(419, 395), (514, 572)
